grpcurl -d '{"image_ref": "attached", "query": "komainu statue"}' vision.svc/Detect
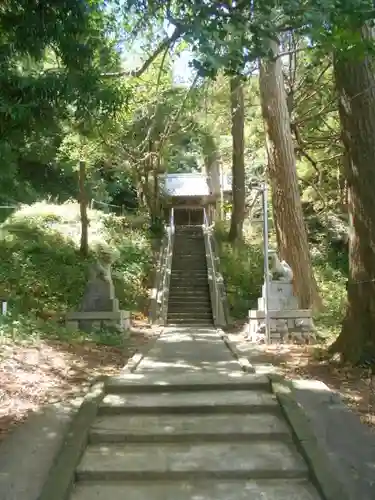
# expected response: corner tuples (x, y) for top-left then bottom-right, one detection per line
(267, 249), (293, 282)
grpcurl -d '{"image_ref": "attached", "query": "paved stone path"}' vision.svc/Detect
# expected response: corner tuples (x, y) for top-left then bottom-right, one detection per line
(70, 327), (322, 499)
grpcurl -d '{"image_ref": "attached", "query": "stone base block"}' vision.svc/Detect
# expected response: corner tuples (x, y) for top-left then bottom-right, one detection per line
(66, 310), (130, 338)
(257, 296), (299, 311)
(248, 309), (315, 344)
(262, 281), (294, 297)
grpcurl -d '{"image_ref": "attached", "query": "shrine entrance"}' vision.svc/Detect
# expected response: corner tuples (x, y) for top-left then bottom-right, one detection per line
(174, 208), (204, 226)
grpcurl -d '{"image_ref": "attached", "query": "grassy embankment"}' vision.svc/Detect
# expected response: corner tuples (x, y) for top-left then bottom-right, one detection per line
(0, 201), (155, 346)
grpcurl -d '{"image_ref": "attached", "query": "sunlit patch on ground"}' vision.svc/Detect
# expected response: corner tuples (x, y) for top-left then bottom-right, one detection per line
(228, 332), (375, 432)
(0, 323), (158, 441)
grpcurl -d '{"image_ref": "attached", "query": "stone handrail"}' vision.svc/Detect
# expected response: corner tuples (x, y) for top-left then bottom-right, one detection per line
(203, 210), (228, 328)
(148, 231), (167, 323)
(159, 222), (174, 325)
(149, 211), (175, 324)
(210, 231), (231, 326)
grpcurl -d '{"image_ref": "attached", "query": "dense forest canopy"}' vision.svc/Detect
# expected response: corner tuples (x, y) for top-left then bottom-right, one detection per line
(2, 0), (375, 364)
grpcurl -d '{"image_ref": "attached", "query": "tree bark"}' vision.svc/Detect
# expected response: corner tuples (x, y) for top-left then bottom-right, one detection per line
(259, 40), (321, 310)
(331, 28), (375, 364)
(79, 160), (89, 257)
(228, 76), (246, 242)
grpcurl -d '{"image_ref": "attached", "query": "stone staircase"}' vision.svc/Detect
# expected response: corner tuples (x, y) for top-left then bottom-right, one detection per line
(70, 343), (322, 499)
(167, 225), (213, 326)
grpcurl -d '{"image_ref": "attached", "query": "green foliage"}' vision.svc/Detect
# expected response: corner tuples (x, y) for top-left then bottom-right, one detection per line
(124, 0), (375, 81)
(215, 218), (348, 338)
(215, 223), (263, 319)
(306, 214), (348, 338)
(0, 202), (153, 329)
(0, 0), (128, 205)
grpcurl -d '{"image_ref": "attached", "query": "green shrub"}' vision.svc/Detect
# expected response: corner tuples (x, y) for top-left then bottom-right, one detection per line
(0, 201), (153, 322)
(215, 224), (263, 319)
(215, 219), (348, 338)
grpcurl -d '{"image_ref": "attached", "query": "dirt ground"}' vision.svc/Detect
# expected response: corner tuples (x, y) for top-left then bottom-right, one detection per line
(0, 321), (159, 442)
(2, 321), (374, 443)
(228, 331), (375, 431)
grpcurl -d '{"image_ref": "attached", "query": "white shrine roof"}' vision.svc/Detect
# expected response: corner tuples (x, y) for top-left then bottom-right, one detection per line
(160, 172), (232, 197)
(160, 173), (210, 197)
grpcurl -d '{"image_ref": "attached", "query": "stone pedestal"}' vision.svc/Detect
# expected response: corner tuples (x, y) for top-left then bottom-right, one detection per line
(66, 310), (130, 338)
(248, 280), (315, 344)
(65, 260), (130, 338)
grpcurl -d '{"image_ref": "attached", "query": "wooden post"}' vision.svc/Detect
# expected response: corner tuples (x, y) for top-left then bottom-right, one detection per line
(79, 160), (89, 257)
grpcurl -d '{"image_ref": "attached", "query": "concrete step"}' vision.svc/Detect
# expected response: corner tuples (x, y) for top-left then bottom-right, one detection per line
(167, 320), (214, 326)
(168, 297), (210, 303)
(173, 249), (205, 253)
(173, 248), (205, 252)
(171, 265), (207, 270)
(167, 302), (211, 308)
(168, 296), (210, 302)
(169, 293), (209, 299)
(174, 239), (204, 242)
(169, 285), (209, 291)
(167, 312), (212, 320)
(172, 254), (206, 258)
(172, 261), (207, 265)
(71, 479), (321, 500)
(168, 301), (212, 314)
(76, 441), (308, 481)
(172, 253), (206, 256)
(172, 267), (207, 279)
(99, 390), (279, 415)
(168, 298), (210, 305)
(170, 278), (208, 285)
(89, 413), (291, 444)
(167, 312), (212, 318)
(167, 306), (211, 312)
(170, 274), (207, 278)
(168, 293), (210, 299)
(105, 373), (271, 393)
(173, 246), (205, 249)
(171, 276), (208, 281)
(170, 282), (209, 287)
(172, 262), (206, 265)
(170, 272), (208, 285)
(171, 267), (207, 272)
(168, 298), (211, 305)
(168, 292), (210, 298)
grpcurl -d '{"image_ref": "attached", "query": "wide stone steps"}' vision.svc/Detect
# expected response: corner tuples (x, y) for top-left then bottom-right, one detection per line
(167, 225), (213, 326)
(98, 389), (279, 415)
(89, 413), (291, 443)
(171, 270), (208, 275)
(167, 312), (213, 323)
(167, 305), (211, 313)
(71, 480), (321, 500)
(172, 254), (206, 259)
(76, 441), (307, 481)
(167, 319), (214, 325)
(169, 288), (209, 294)
(170, 275), (208, 282)
(168, 298), (211, 305)
(71, 372), (321, 500)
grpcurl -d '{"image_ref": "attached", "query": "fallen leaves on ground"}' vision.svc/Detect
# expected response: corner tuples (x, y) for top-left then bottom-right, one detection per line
(0, 322), (159, 442)
(228, 332), (375, 431)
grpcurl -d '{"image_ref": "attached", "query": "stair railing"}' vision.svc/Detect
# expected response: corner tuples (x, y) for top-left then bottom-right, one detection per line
(203, 208), (227, 327)
(158, 208), (175, 324)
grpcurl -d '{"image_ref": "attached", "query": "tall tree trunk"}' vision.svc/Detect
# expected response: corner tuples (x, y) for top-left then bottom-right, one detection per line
(331, 28), (375, 364)
(259, 40), (321, 310)
(79, 160), (89, 257)
(228, 76), (246, 242)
